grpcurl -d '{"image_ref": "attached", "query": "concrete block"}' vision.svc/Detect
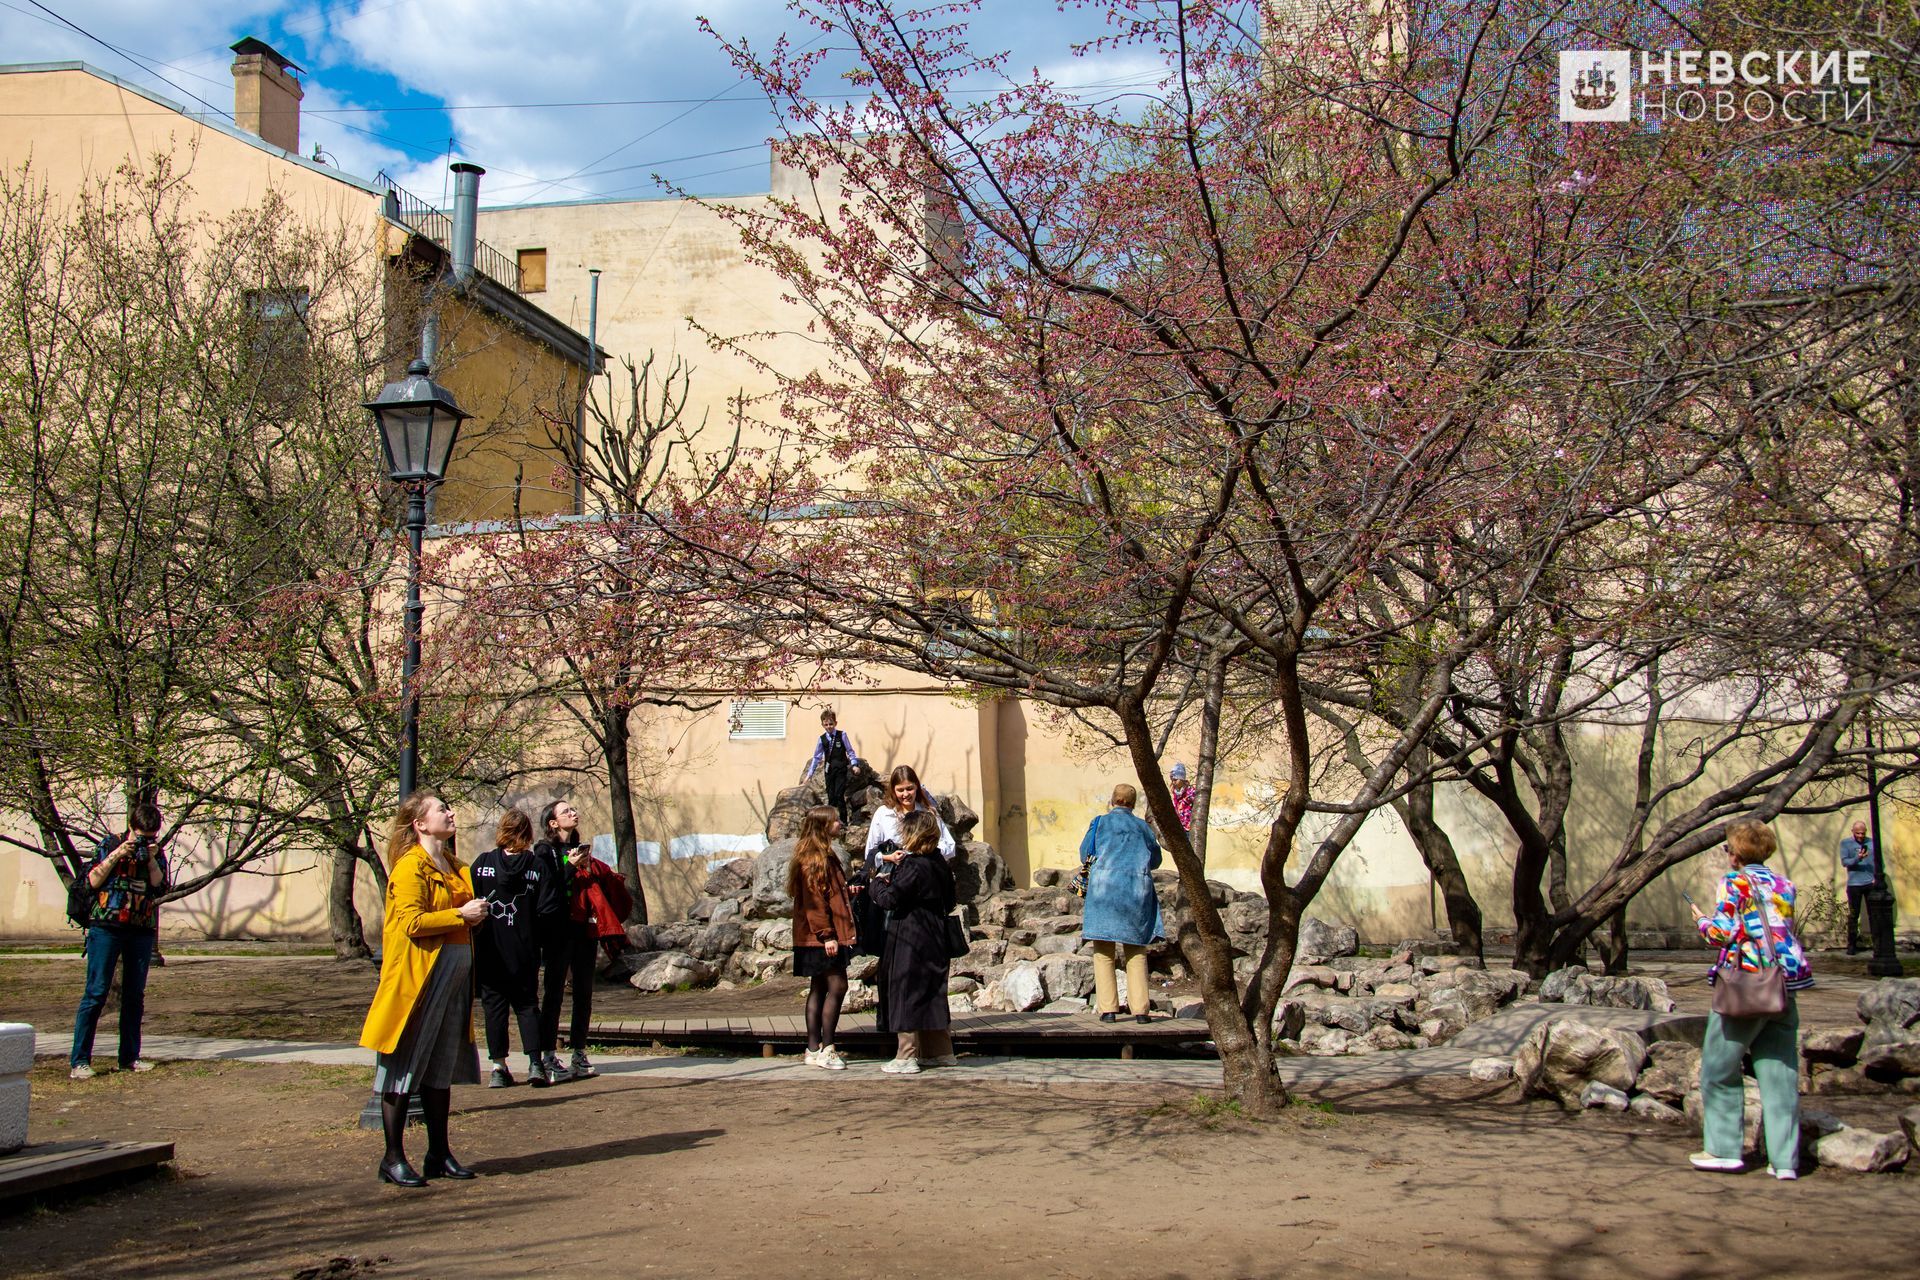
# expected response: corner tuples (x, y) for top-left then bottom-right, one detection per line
(0, 1022), (32, 1154)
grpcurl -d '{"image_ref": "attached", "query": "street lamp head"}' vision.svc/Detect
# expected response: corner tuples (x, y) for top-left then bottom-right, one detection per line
(366, 358), (471, 484)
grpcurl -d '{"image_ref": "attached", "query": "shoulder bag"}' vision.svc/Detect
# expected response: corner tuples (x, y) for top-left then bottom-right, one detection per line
(1711, 873), (1787, 1019)
(1071, 814), (1102, 899)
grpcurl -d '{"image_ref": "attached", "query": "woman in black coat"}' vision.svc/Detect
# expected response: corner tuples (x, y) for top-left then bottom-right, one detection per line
(471, 809), (564, 1088)
(867, 809), (957, 1074)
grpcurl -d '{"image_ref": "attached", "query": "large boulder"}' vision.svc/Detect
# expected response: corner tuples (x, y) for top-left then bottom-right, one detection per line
(1551, 973), (1678, 1013)
(1298, 917), (1359, 963)
(689, 920), (745, 962)
(999, 962), (1048, 1012)
(1803, 1027), (1865, 1067)
(1859, 1039), (1920, 1083)
(1859, 979), (1920, 1048)
(766, 785), (822, 841)
(702, 857), (755, 899)
(935, 793), (982, 839)
(1815, 1127), (1911, 1173)
(1513, 1018), (1650, 1109)
(1314, 997), (1379, 1035)
(745, 839), (799, 918)
(1539, 966), (1588, 1003)
(954, 841), (1014, 908)
(628, 950), (717, 992)
(1036, 953), (1095, 1001)
(1271, 999), (1307, 1041)
(1635, 1042), (1701, 1106)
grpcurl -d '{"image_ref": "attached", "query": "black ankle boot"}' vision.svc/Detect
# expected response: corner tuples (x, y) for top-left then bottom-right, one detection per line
(378, 1156), (427, 1188)
(423, 1151), (476, 1180)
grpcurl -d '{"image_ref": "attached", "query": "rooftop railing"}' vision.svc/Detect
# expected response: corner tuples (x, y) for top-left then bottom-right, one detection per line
(375, 172), (523, 292)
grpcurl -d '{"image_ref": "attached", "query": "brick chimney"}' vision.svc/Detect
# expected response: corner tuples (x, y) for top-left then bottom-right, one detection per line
(229, 37), (304, 154)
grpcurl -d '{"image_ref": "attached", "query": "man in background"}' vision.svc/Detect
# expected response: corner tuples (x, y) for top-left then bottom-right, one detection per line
(69, 801), (169, 1079)
(1840, 819), (1878, 956)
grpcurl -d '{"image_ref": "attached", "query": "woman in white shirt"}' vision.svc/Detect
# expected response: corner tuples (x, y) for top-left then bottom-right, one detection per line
(865, 764), (955, 861)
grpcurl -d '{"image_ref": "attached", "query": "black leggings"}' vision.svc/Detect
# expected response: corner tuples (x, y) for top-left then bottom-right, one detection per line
(540, 930), (597, 1054)
(806, 970), (848, 1051)
(479, 981), (543, 1062)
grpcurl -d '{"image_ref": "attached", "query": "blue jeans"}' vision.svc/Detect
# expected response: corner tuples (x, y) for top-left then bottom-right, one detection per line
(70, 927), (155, 1067)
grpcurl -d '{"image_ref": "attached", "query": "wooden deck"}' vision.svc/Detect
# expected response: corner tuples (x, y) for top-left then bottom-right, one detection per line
(0, 1140), (174, 1207)
(589, 1008), (1212, 1058)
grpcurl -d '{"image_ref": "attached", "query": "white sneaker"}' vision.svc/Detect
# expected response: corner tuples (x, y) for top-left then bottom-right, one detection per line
(1689, 1152), (1743, 1172)
(880, 1056), (922, 1075)
(68, 1064), (94, 1081)
(1767, 1166), (1798, 1181)
(819, 1047), (848, 1071)
(802, 1048), (823, 1068)
(126, 1059), (154, 1073)
(925, 1053), (960, 1068)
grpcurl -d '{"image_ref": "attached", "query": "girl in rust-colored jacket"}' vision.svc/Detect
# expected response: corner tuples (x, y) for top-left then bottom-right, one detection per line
(787, 805), (857, 1070)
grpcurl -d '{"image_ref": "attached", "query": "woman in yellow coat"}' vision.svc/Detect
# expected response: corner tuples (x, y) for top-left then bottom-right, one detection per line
(360, 791), (487, 1187)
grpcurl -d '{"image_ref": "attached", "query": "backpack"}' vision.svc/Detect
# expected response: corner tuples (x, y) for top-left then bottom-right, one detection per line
(66, 866), (96, 929)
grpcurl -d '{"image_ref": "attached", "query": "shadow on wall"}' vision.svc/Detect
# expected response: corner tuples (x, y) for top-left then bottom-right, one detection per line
(166, 862), (329, 941)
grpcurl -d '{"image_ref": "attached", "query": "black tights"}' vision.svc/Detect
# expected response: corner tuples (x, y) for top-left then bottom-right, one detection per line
(381, 1086), (454, 1168)
(805, 971), (847, 1051)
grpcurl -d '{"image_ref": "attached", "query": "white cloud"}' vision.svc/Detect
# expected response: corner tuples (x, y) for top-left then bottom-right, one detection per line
(1, 0), (1123, 205)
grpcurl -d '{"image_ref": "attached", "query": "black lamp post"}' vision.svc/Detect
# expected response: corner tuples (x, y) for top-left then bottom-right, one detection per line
(1862, 706), (1904, 978)
(366, 358), (470, 801)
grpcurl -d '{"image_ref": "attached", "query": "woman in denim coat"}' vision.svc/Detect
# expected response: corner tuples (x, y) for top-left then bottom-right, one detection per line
(1078, 784), (1163, 1023)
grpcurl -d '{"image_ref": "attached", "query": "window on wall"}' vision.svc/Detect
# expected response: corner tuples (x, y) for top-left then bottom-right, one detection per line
(517, 248), (547, 293)
(243, 287), (311, 406)
(728, 699), (787, 741)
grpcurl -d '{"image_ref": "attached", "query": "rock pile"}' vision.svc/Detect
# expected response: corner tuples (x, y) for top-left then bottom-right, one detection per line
(619, 777), (1012, 989)
(1490, 1000), (1917, 1174)
(1278, 956), (1531, 1056)
(1537, 966), (1677, 1012)
(1803, 977), (1920, 1096)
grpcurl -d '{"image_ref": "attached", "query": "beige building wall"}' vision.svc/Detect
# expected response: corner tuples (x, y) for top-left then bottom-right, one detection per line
(4, 693), (1915, 940)
(0, 63), (592, 940)
(475, 155), (864, 462)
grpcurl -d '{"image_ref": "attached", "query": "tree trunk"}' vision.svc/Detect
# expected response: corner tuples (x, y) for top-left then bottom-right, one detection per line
(602, 706), (650, 926)
(1119, 699), (1286, 1116)
(1188, 650), (1227, 863)
(1593, 907), (1630, 975)
(1403, 772), (1483, 960)
(328, 839), (373, 961)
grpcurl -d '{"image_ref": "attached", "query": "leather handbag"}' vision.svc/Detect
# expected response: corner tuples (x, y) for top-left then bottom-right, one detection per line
(1711, 874), (1788, 1018)
(943, 907), (971, 959)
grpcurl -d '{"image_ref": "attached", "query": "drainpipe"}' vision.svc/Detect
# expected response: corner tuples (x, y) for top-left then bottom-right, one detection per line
(449, 162), (484, 287)
(577, 267), (600, 515)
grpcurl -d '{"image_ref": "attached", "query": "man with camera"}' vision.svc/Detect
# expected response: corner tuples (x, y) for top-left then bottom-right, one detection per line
(68, 801), (170, 1080)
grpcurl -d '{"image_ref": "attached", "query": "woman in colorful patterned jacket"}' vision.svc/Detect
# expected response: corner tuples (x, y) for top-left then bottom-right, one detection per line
(1687, 819), (1811, 1180)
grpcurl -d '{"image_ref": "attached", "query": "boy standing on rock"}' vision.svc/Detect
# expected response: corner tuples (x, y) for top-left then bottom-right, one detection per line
(801, 707), (862, 823)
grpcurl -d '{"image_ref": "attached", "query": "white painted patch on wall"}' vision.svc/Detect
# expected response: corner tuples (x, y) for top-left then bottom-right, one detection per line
(593, 834), (663, 866)
(669, 833), (768, 862)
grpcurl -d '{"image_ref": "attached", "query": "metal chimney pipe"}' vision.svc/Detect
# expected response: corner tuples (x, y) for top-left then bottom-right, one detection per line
(449, 162), (485, 287)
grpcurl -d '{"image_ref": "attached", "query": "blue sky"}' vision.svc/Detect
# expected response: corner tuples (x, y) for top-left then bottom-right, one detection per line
(0, 0), (1165, 206)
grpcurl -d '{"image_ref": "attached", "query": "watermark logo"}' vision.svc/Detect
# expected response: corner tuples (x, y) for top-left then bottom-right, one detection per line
(1560, 51), (1631, 122)
(1557, 48), (1874, 124)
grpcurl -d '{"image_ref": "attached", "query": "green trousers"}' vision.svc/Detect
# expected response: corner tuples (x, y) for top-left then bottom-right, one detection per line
(1700, 997), (1800, 1170)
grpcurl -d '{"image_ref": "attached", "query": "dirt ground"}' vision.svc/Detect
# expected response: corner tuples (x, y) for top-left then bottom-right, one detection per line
(3, 1053), (1917, 1280)
(5, 952), (1920, 1277)
(0, 947), (1887, 1049)
(0, 951), (816, 1045)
